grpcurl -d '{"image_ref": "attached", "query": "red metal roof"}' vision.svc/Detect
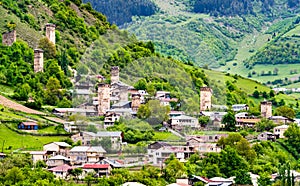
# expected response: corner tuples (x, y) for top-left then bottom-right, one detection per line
(83, 164), (110, 169)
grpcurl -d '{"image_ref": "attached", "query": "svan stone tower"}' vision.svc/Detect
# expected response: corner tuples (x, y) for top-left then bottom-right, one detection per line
(34, 49), (44, 72)
(2, 30), (16, 46)
(111, 66), (119, 84)
(45, 23), (56, 45)
(261, 101), (272, 118)
(131, 93), (141, 112)
(200, 87), (212, 111)
(98, 84), (111, 115)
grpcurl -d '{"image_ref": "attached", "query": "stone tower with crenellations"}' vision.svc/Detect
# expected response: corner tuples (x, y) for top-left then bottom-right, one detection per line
(98, 84), (111, 115)
(111, 66), (120, 84)
(131, 93), (141, 112)
(2, 30), (16, 46)
(34, 49), (44, 73)
(261, 100), (272, 118)
(45, 23), (56, 45)
(200, 87), (212, 111)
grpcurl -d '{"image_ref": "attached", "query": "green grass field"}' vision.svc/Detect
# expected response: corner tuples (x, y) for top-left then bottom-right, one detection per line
(0, 124), (66, 152)
(204, 69), (270, 93)
(0, 84), (14, 96)
(153, 131), (182, 141)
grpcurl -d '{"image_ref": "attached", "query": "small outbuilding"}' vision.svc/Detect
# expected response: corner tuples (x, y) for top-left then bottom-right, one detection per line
(18, 121), (38, 130)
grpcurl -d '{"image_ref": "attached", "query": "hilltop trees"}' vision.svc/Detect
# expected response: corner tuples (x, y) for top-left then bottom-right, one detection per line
(222, 111), (236, 131)
(275, 106), (295, 119)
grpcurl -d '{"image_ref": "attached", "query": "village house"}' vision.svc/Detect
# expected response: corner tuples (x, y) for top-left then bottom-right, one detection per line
(274, 124), (289, 138)
(18, 121), (38, 130)
(71, 131), (123, 150)
(200, 111), (227, 129)
(169, 111), (185, 117)
(72, 89), (94, 100)
(148, 147), (185, 165)
(186, 134), (228, 144)
(185, 137), (221, 154)
(69, 146), (106, 165)
(106, 108), (135, 118)
(43, 142), (71, 157)
(211, 104), (228, 111)
(104, 112), (121, 128)
(63, 122), (79, 133)
(82, 163), (111, 177)
(99, 158), (124, 168)
(46, 155), (70, 168)
(30, 151), (48, 163)
(147, 142), (194, 165)
(269, 116), (293, 125)
(170, 115), (199, 130)
(235, 112), (261, 128)
(232, 104), (249, 112)
(147, 142), (172, 155)
(48, 164), (73, 178)
(257, 132), (278, 141)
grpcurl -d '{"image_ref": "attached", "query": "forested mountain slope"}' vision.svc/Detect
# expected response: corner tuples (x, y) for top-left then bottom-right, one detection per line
(82, 0), (157, 25)
(84, 0), (300, 86)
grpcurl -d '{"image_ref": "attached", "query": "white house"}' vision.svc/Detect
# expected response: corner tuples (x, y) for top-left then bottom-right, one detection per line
(274, 124), (289, 138)
(30, 151), (47, 163)
(69, 146), (106, 164)
(170, 115), (199, 130)
(43, 142), (71, 157)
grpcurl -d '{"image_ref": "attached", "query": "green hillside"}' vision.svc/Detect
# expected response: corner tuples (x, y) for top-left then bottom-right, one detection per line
(81, 0), (300, 88)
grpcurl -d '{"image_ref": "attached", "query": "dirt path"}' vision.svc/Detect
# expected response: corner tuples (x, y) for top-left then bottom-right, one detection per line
(0, 95), (45, 115)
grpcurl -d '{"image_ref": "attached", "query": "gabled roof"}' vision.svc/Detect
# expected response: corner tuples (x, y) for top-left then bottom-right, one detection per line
(171, 115), (197, 120)
(96, 131), (122, 137)
(83, 164), (110, 169)
(49, 155), (70, 161)
(30, 151), (47, 155)
(70, 146), (106, 153)
(149, 141), (172, 147)
(236, 118), (261, 123)
(48, 164), (73, 172)
(102, 158), (124, 168)
(269, 116), (288, 120)
(274, 124), (289, 129)
(112, 101), (131, 107)
(53, 142), (72, 147)
(21, 121), (38, 126)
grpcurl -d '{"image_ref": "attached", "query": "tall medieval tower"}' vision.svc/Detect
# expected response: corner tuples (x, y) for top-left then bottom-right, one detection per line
(98, 84), (111, 115)
(111, 66), (119, 84)
(200, 87), (212, 111)
(45, 23), (56, 45)
(131, 93), (141, 112)
(34, 49), (44, 73)
(261, 101), (272, 118)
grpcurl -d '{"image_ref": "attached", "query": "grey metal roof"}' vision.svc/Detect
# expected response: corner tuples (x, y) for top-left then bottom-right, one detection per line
(70, 146), (106, 153)
(96, 131), (122, 137)
(112, 101), (131, 107)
